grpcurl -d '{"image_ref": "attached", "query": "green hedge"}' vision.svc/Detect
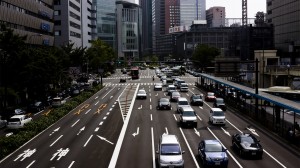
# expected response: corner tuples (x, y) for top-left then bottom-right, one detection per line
(0, 85), (103, 160)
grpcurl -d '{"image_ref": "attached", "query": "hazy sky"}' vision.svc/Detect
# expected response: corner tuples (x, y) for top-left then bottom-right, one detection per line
(206, 0), (266, 18)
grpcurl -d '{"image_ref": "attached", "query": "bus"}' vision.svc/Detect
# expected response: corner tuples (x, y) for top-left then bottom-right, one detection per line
(130, 66), (139, 79)
(259, 86), (300, 102)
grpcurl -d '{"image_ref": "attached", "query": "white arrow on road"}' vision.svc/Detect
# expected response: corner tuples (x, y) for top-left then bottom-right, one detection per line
(155, 93), (158, 96)
(138, 105), (142, 110)
(132, 127), (140, 137)
(49, 127), (60, 136)
(97, 135), (114, 145)
(194, 128), (200, 137)
(221, 127), (230, 136)
(110, 95), (113, 99)
(77, 126), (85, 135)
(247, 127), (259, 137)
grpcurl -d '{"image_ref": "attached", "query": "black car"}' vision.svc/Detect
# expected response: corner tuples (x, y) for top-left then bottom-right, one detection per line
(190, 94), (203, 106)
(232, 133), (263, 159)
(27, 101), (45, 113)
(213, 98), (226, 111)
(157, 98), (171, 110)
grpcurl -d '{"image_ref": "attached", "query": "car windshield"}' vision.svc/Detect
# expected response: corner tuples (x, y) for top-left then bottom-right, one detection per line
(216, 99), (224, 103)
(208, 92), (215, 96)
(172, 92), (180, 96)
(178, 101), (188, 105)
(205, 143), (223, 152)
(138, 90), (146, 94)
(241, 136), (256, 143)
(8, 118), (20, 122)
(213, 111), (224, 116)
(161, 144), (181, 155)
(193, 95), (202, 99)
(182, 111), (195, 116)
(160, 98), (169, 102)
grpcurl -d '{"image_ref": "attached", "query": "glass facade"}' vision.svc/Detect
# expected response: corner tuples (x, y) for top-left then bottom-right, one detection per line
(95, 0), (116, 49)
(180, 0), (206, 27)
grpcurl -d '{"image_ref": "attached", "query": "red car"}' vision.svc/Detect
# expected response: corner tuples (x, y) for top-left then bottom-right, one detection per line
(205, 92), (216, 102)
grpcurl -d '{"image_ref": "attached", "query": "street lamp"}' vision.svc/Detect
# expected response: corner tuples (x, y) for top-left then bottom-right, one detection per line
(287, 64), (290, 86)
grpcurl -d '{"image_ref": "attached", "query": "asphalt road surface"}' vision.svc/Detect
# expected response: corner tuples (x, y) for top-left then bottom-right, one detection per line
(0, 68), (299, 168)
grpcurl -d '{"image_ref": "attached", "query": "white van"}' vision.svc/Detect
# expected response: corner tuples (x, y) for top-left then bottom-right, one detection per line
(52, 97), (66, 107)
(157, 134), (185, 167)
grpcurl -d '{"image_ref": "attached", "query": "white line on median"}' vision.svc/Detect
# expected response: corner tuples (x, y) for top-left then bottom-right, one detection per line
(83, 135), (93, 147)
(179, 128), (200, 168)
(173, 114), (177, 121)
(68, 161), (75, 168)
(50, 135), (63, 147)
(71, 119), (80, 127)
(151, 127), (156, 168)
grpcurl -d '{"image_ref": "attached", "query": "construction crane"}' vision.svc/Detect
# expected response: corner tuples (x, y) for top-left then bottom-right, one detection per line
(242, 0), (247, 26)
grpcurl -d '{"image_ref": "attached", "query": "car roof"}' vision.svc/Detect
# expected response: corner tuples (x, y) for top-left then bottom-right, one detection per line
(161, 134), (179, 144)
(180, 106), (193, 111)
(211, 108), (223, 112)
(178, 97), (188, 101)
(203, 139), (221, 145)
(10, 115), (25, 118)
(168, 85), (175, 87)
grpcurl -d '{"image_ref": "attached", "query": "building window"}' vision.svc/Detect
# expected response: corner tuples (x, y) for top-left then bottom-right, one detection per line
(54, 10), (61, 16)
(54, 20), (61, 25)
(55, 31), (61, 36)
(70, 31), (81, 38)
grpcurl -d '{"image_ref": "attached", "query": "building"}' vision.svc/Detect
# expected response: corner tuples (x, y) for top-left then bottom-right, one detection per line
(116, 0), (142, 63)
(266, 0), (300, 64)
(0, 0), (54, 46)
(206, 6), (225, 27)
(54, 0), (96, 48)
(95, 0), (117, 49)
(140, 0), (153, 56)
(180, 0), (206, 27)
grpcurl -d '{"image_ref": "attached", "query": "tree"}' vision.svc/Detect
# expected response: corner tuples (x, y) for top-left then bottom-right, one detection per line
(191, 44), (220, 70)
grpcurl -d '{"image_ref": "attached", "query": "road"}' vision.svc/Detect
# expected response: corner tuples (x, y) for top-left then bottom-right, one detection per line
(0, 68), (299, 168)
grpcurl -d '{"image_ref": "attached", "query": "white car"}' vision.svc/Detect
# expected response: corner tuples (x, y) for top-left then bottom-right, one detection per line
(209, 108), (226, 125)
(136, 89), (147, 99)
(179, 83), (188, 92)
(7, 115), (32, 129)
(154, 83), (163, 91)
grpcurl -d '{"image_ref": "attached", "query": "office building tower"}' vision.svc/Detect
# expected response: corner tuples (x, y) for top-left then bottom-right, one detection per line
(0, 0), (54, 46)
(206, 6), (226, 27)
(54, 0), (95, 48)
(140, 0), (153, 56)
(180, 0), (206, 27)
(266, 0), (300, 64)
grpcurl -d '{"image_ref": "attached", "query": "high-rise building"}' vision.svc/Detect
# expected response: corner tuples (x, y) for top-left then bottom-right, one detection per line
(54, 0), (96, 48)
(116, 0), (142, 62)
(206, 7), (226, 27)
(266, 0), (300, 64)
(0, 0), (54, 46)
(95, 0), (117, 49)
(180, 0), (206, 27)
(140, 0), (153, 56)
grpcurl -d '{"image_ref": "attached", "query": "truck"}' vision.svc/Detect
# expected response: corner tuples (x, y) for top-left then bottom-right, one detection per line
(6, 115), (32, 129)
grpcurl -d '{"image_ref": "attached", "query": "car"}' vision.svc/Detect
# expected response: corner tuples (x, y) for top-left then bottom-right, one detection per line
(120, 78), (126, 83)
(27, 101), (45, 113)
(179, 106), (197, 127)
(176, 97), (190, 112)
(198, 139), (228, 167)
(213, 98), (227, 111)
(190, 94), (204, 106)
(156, 134), (185, 168)
(136, 89), (147, 99)
(157, 98), (171, 110)
(175, 79), (185, 88)
(166, 85), (176, 96)
(209, 108), (226, 125)
(179, 83), (188, 92)
(154, 83), (163, 91)
(14, 108), (26, 115)
(6, 115), (33, 129)
(205, 92), (216, 102)
(170, 91), (181, 102)
(232, 133), (263, 159)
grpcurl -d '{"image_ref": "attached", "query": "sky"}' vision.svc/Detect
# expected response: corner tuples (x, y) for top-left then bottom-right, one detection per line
(206, 0), (266, 18)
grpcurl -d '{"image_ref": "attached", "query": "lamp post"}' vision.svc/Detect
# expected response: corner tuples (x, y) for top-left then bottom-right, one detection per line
(287, 64), (290, 86)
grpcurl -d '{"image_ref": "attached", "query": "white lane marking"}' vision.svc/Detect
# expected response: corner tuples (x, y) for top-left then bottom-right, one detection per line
(173, 114), (177, 121)
(95, 101), (99, 105)
(71, 119), (80, 127)
(107, 112), (110, 115)
(50, 135), (63, 147)
(150, 114), (153, 121)
(150, 98), (152, 102)
(150, 105), (152, 110)
(179, 128), (200, 168)
(138, 105), (142, 110)
(95, 96), (98, 99)
(194, 128), (200, 137)
(196, 114), (202, 121)
(96, 135), (114, 145)
(102, 87), (115, 99)
(165, 127), (169, 134)
(221, 127), (230, 136)
(68, 161), (75, 168)
(132, 127), (140, 137)
(26, 160), (35, 168)
(199, 106), (203, 109)
(95, 127), (100, 132)
(103, 116), (107, 120)
(226, 119), (243, 133)
(263, 149), (287, 168)
(109, 108), (113, 111)
(99, 121), (103, 125)
(85, 109), (91, 114)
(151, 127), (156, 168)
(246, 127), (259, 137)
(83, 135), (93, 147)
(207, 127), (243, 168)
(110, 96), (113, 99)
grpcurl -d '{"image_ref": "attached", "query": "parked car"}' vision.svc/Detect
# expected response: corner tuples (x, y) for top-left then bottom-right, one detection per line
(179, 106), (197, 128)
(154, 83), (163, 91)
(205, 92), (216, 102)
(232, 133), (263, 159)
(14, 108), (26, 115)
(209, 108), (226, 125)
(170, 91), (181, 102)
(213, 98), (227, 111)
(198, 140), (228, 167)
(156, 134), (185, 168)
(7, 115), (32, 129)
(157, 98), (171, 110)
(190, 94), (204, 106)
(0, 116), (7, 128)
(136, 89), (147, 99)
(52, 97), (66, 107)
(27, 101), (45, 113)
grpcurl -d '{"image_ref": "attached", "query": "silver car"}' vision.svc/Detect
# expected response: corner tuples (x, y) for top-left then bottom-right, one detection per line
(157, 134), (185, 168)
